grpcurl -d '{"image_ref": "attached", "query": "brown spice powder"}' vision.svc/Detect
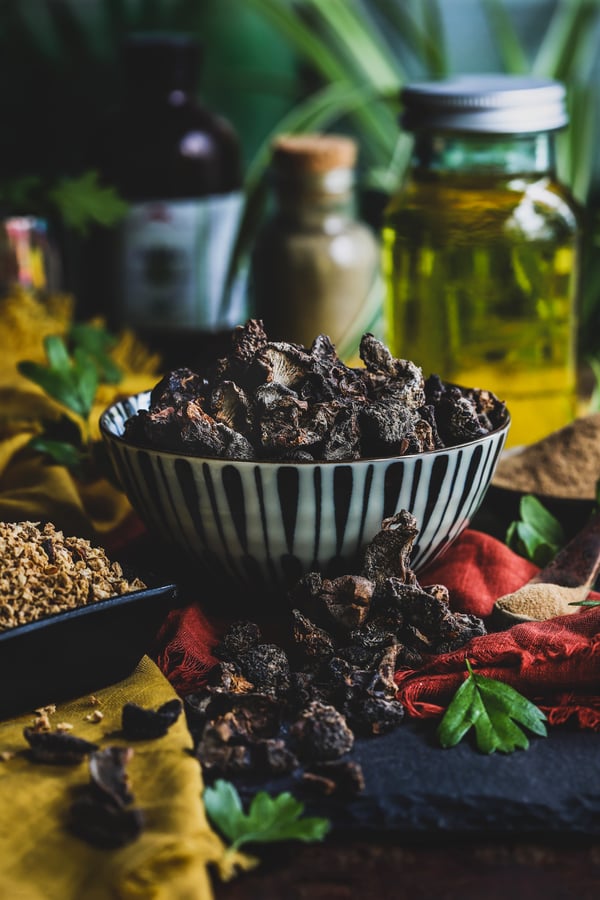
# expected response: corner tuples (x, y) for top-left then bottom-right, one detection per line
(492, 413), (600, 500)
(495, 583), (582, 620)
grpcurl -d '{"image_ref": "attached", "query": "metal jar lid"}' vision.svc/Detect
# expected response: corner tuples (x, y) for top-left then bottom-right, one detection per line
(401, 74), (568, 134)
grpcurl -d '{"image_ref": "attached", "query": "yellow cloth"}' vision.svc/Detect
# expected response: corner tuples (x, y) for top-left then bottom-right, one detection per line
(0, 288), (161, 538)
(0, 656), (229, 899)
(0, 292), (256, 892)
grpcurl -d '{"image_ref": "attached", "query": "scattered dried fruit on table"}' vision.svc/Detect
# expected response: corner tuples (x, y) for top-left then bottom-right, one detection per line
(290, 701), (354, 761)
(121, 699), (183, 740)
(89, 746), (135, 807)
(303, 759), (366, 798)
(69, 747), (144, 848)
(23, 728), (99, 764)
(188, 511), (486, 787)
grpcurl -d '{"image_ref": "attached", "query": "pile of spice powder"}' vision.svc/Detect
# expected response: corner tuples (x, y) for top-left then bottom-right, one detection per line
(493, 413), (600, 500)
(0, 521), (146, 631)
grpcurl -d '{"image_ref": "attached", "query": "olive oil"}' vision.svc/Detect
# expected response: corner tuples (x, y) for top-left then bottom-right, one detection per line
(384, 76), (580, 447)
(383, 175), (578, 446)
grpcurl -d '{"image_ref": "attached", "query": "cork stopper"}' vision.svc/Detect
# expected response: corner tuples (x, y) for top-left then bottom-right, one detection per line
(271, 134), (357, 173)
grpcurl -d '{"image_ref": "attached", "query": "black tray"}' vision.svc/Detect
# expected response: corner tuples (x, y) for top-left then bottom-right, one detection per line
(0, 581), (179, 719)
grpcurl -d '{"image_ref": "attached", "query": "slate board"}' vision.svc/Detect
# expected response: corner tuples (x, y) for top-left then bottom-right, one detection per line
(234, 720), (600, 838)
(126, 520), (600, 839)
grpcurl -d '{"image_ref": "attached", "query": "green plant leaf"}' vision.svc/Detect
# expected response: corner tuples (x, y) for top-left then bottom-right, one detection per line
(245, 0), (398, 164)
(518, 495), (564, 545)
(532, 0), (599, 82)
(70, 323), (122, 385)
(437, 671), (481, 748)
(437, 659), (547, 754)
(48, 170), (128, 233)
(204, 780), (330, 852)
(481, 0), (529, 74)
(18, 335), (99, 420)
(204, 779), (245, 844)
(25, 413), (86, 472)
(369, 0), (447, 78)
(27, 436), (85, 470)
(420, 0), (448, 77)
(302, 0), (400, 94)
(506, 494), (565, 564)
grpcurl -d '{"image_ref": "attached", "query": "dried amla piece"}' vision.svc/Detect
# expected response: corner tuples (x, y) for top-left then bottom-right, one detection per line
(361, 510), (419, 587)
(235, 643), (292, 697)
(214, 620), (261, 661)
(189, 511), (488, 785)
(23, 728), (98, 764)
(290, 701), (354, 762)
(290, 609), (335, 669)
(121, 699), (182, 740)
(69, 747), (144, 849)
(303, 759), (365, 798)
(124, 319), (506, 462)
(89, 746), (135, 806)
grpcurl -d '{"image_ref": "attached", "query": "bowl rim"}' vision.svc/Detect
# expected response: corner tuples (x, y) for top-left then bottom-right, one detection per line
(100, 390), (511, 466)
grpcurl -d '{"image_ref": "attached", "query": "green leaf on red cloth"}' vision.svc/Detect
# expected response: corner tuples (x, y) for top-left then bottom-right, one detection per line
(437, 659), (547, 753)
(154, 529), (600, 732)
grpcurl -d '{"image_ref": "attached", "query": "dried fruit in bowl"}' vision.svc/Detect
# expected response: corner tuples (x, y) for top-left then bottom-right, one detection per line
(124, 320), (507, 461)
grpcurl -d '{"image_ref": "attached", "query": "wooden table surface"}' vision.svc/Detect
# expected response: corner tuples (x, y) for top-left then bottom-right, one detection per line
(213, 836), (600, 899)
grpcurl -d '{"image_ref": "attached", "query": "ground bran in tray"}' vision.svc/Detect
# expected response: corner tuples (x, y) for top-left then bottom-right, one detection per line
(0, 521), (146, 631)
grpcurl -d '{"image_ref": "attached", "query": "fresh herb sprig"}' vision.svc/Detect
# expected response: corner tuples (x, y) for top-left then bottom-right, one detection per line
(0, 170), (127, 234)
(437, 659), (547, 754)
(204, 779), (330, 863)
(17, 325), (122, 475)
(506, 495), (565, 566)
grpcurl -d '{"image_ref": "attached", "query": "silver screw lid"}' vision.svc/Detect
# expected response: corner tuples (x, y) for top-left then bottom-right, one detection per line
(401, 74), (568, 134)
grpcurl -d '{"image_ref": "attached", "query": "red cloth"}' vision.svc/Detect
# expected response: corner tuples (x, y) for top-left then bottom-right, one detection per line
(394, 608), (600, 730)
(155, 529), (600, 730)
(418, 529), (539, 617)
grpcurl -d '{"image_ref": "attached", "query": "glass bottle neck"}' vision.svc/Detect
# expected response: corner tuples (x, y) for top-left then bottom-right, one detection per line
(273, 169), (356, 226)
(411, 131), (557, 177)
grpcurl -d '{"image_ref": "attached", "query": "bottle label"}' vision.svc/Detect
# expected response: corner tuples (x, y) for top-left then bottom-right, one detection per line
(119, 192), (246, 332)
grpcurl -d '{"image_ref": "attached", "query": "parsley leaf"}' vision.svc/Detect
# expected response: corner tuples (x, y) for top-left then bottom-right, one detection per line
(70, 323), (122, 384)
(18, 335), (98, 420)
(506, 494), (565, 566)
(49, 170), (128, 234)
(27, 413), (86, 471)
(204, 780), (330, 853)
(437, 659), (547, 754)
(17, 325), (125, 475)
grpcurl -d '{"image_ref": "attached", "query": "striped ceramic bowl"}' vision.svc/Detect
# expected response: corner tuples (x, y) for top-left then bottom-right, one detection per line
(100, 391), (510, 592)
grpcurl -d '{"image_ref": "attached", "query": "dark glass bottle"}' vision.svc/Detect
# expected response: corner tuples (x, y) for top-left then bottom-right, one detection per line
(94, 33), (245, 370)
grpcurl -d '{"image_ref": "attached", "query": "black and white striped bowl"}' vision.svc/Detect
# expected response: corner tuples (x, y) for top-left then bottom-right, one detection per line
(100, 391), (510, 592)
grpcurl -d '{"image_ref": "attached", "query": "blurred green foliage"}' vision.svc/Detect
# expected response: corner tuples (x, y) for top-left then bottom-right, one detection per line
(0, 0), (599, 355)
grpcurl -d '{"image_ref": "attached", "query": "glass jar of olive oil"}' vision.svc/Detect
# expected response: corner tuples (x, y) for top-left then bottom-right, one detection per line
(382, 75), (580, 446)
